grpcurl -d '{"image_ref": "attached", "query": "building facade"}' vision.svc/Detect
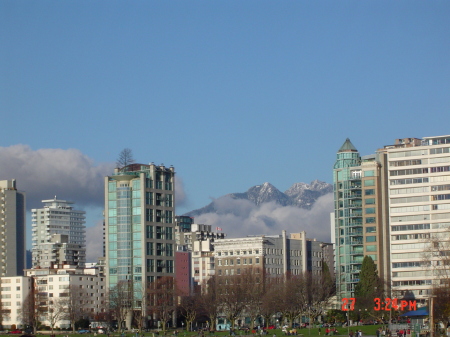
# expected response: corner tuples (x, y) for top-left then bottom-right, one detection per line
(214, 231), (331, 278)
(0, 180), (26, 277)
(333, 135), (450, 304)
(104, 163), (176, 322)
(0, 276), (33, 329)
(381, 135), (450, 302)
(333, 139), (387, 300)
(25, 266), (106, 329)
(31, 198), (86, 269)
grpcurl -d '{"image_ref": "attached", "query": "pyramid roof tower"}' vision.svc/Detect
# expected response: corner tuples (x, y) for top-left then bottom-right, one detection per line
(338, 138), (358, 152)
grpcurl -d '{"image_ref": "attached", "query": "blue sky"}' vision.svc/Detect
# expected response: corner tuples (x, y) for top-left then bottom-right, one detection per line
(1, 1), (450, 259)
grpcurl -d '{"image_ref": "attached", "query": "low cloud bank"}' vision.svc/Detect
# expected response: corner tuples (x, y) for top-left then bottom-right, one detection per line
(194, 193), (334, 242)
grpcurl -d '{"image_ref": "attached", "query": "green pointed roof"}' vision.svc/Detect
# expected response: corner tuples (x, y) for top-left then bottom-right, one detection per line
(338, 138), (358, 152)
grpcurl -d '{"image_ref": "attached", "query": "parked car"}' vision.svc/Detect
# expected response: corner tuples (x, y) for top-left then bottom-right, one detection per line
(9, 330), (22, 334)
(78, 330), (91, 334)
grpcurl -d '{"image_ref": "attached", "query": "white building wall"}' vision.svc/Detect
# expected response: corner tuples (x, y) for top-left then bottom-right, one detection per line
(0, 276), (33, 329)
(387, 135), (450, 302)
(25, 267), (106, 329)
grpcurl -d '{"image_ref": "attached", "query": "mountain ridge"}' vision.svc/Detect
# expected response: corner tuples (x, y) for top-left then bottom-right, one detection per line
(184, 180), (333, 217)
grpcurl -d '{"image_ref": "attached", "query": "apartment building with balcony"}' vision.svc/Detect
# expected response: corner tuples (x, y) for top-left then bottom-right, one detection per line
(31, 198), (86, 269)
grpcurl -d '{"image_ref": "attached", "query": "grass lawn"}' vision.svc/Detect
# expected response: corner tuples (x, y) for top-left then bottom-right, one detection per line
(60, 325), (384, 337)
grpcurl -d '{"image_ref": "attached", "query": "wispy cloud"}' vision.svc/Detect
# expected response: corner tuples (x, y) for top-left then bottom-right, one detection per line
(194, 193), (334, 242)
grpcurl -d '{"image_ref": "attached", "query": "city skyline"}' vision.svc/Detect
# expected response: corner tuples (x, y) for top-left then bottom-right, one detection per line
(2, 2), (450, 260)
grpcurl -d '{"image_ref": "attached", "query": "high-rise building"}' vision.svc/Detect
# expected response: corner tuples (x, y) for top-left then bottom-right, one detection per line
(0, 179), (26, 277)
(380, 135), (450, 302)
(104, 163), (176, 291)
(333, 135), (450, 304)
(31, 198), (86, 268)
(332, 139), (387, 300)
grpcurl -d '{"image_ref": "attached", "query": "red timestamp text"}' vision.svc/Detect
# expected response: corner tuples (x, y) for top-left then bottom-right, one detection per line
(373, 298), (417, 311)
(341, 298), (417, 311)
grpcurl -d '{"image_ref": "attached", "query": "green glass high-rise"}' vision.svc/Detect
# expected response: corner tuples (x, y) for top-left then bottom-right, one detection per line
(105, 163), (176, 292)
(333, 139), (363, 300)
(333, 139), (386, 301)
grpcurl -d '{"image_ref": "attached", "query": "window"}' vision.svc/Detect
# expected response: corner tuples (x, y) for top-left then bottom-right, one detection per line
(364, 170), (375, 177)
(365, 198), (375, 205)
(366, 236), (376, 242)
(365, 208), (375, 214)
(364, 179), (375, 186)
(365, 189), (375, 195)
(366, 226), (376, 233)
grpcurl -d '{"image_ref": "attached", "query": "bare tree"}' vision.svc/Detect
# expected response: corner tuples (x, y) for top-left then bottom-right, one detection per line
(147, 277), (176, 333)
(305, 271), (336, 325)
(178, 294), (201, 332)
(199, 276), (220, 331)
(275, 274), (306, 328)
(260, 276), (282, 328)
(19, 290), (47, 334)
(47, 297), (67, 334)
(423, 227), (450, 325)
(217, 273), (251, 329)
(109, 281), (133, 332)
(132, 282), (147, 333)
(63, 285), (90, 332)
(116, 148), (135, 169)
(241, 269), (265, 329)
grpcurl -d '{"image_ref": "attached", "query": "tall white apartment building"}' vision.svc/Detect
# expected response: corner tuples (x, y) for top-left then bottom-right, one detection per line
(0, 180), (26, 277)
(31, 198), (86, 268)
(380, 135), (450, 302)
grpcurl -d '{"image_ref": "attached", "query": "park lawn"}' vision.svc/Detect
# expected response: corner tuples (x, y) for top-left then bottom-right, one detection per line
(65, 325), (383, 337)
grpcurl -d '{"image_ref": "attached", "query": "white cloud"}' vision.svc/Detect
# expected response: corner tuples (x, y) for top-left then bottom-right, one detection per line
(194, 193), (334, 242)
(86, 220), (104, 262)
(0, 144), (115, 210)
(175, 176), (187, 208)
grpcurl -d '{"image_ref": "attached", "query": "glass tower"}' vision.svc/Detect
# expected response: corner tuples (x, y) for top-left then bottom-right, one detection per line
(333, 139), (363, 300)
(105, 163), (176, 292)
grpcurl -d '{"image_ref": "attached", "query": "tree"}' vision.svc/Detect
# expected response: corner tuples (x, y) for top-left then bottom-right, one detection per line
(47, 297), (67, 334)
(354, 256), (384, 319)
(178, 294), (201, 331)
(109, 281), (133, 332)
(132, 282), (147, 333)
(64, 285), (90, 332)
(431, 286), (450, 325)
(199, 276), (220, 331)
(116, 148), (135, 169)
(423, 227), (450, 325)
(305, 271), (336, 325)
(260, 277), (281, 328)
(19, 290), (47, 334)
(147, 277), (176, 333)
(217, 273), (251, 329)
(242, 269), (265, 329)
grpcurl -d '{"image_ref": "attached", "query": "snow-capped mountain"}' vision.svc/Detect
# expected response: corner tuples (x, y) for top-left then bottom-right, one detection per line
(184, 180), (332, 217)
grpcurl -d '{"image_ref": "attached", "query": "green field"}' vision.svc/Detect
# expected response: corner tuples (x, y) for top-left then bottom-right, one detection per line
(44, 325), (382, 337)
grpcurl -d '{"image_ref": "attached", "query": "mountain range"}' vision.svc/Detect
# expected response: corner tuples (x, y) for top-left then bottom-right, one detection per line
(184, 180), (333, 217)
